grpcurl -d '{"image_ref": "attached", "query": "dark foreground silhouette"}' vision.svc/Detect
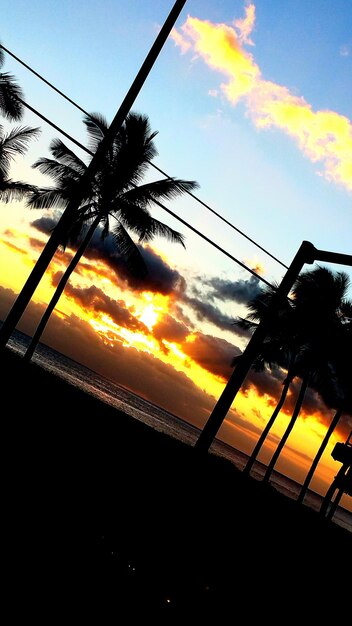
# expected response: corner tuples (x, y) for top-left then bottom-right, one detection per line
(2, 349), (351, 619)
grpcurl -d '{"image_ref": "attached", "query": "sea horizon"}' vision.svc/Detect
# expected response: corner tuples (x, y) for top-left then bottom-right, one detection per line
(6, 327), (352, 533)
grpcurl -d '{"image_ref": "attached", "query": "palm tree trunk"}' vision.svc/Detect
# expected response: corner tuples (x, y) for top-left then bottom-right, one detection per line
(0, 208), (76, 348)
(24, 216), (100, 362)
(262, 372), (310, 484)
(297, 407), (343, 504)
(0, 0), (187, 350)
(243, 368), (294, 476)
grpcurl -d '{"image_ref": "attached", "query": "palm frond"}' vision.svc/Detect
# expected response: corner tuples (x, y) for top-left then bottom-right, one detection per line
(110, 113), (158, 190)
(26, 187), (68, 210)
(233, 316), (257, 331)
(0, 179), (37, 203)
(112, 222), (148, 278)
(0, 125), (40, 177)
(49, 138), (88, 174)
(138, 217), (185, 248)
(123, 178), (199, 205)
(109, 195), (185, 247)
(32, 157), (83, 185)
(0, 72), (24, 120)
(83, 113), (108, 153)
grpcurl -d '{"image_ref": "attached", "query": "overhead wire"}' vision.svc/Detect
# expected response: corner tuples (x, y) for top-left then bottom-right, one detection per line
(1, 43), (288, 271)
(17, 95), (274, 288)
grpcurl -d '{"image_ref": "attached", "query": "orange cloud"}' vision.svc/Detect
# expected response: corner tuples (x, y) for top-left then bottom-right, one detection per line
(1, 240), (28, 255)
(173, 5), (352, 192)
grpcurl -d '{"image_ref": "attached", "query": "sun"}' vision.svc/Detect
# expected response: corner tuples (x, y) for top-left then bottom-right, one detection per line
(136, 292), (169, 330)
(139, 303), (159, 330)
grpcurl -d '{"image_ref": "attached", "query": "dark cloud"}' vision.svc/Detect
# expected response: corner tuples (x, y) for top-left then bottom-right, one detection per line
(51, 274), (148, 333)
(201, 274), (262, 304)
(31, 215), (57, 235)
(31, 216), (184, 295)
(170, 302), (195, 328)
(242, 366), (285, 401)
(181, 294), (237, 333)
(182, 332), (241, 380)
(30, 217), (249, 340)
(153, 313), (189, 343)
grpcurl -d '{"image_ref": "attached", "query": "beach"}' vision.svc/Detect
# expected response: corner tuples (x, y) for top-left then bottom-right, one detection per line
(3, 347), (351, 619)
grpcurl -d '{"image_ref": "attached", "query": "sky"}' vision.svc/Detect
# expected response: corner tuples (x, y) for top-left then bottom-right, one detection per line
(0, 1), (351, 508)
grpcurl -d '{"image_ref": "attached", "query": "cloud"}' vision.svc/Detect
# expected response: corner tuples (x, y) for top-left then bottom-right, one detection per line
(28, 237), (49, 252)
(52, 275), (149, 333)
(180, 275), (258, 339)
(233, 2), (255, 46)
(170, 26), (192, 54)
(242, 365), (285, 400)
(203, 274), (262, 304)
(339, 45), (350, 57)
(31, 215), (57, 236)
(153, 313), (190, 343)
(29, 216), (249, 340)
(31, 217), (185, 295)
(181, 292), (237, 332)
(183, 332), (240, 379)
(173, 6), (352, 192)
(1, 240), (28, 255)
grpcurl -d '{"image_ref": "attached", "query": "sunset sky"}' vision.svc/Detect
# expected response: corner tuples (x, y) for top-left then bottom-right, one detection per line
(1, 1), (351, 508)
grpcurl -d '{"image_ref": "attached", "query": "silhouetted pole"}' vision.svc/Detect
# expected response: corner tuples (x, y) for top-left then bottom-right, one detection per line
(194, 240), (316, 454)
(0, 0), (187, 349)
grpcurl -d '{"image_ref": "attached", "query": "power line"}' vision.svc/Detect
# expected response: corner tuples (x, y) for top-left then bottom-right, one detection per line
(18, 96), (274, 289)
(1, 43), (90, 118)
(1, 43), (288, 270)
(16, 97), (92, 156)
(149, 162), (288, 269)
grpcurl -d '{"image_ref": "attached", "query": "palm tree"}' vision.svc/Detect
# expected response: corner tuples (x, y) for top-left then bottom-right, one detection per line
(234, 284), (301, 476)
(23, 111), (197, 360)
(262, 267), (350, 484)
(297, 301), (352, 503)
(0, 44), (24, 120)
(0, 125), (39, 202)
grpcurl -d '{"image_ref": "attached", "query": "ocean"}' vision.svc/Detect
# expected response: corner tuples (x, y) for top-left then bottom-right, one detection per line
(7, 329), (352, 534)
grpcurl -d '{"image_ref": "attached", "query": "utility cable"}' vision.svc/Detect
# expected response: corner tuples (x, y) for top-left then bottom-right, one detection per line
(18, 96), (275, 289)
(1, 43), (288, 270)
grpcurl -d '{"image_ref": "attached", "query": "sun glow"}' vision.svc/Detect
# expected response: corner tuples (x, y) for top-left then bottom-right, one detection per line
(162, 340), (186, 360)
(136, 293), (170, 330)
(138, 303), (159, 329)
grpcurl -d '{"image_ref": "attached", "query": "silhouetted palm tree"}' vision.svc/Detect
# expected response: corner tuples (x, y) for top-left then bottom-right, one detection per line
(297, 300), (352, 503)
(0, 125), (39, 202)
(0, 45), (24, 120)
(262, 267), (350, 483)
(235, 284), (302, 476)
(24, 112), (197, 360)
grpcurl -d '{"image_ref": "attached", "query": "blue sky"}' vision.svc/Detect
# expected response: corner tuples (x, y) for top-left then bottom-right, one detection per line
(1, 0), (351, 287)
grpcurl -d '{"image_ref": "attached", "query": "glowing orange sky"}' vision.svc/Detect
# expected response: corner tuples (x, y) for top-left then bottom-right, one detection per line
(0, 209), (350, 511)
